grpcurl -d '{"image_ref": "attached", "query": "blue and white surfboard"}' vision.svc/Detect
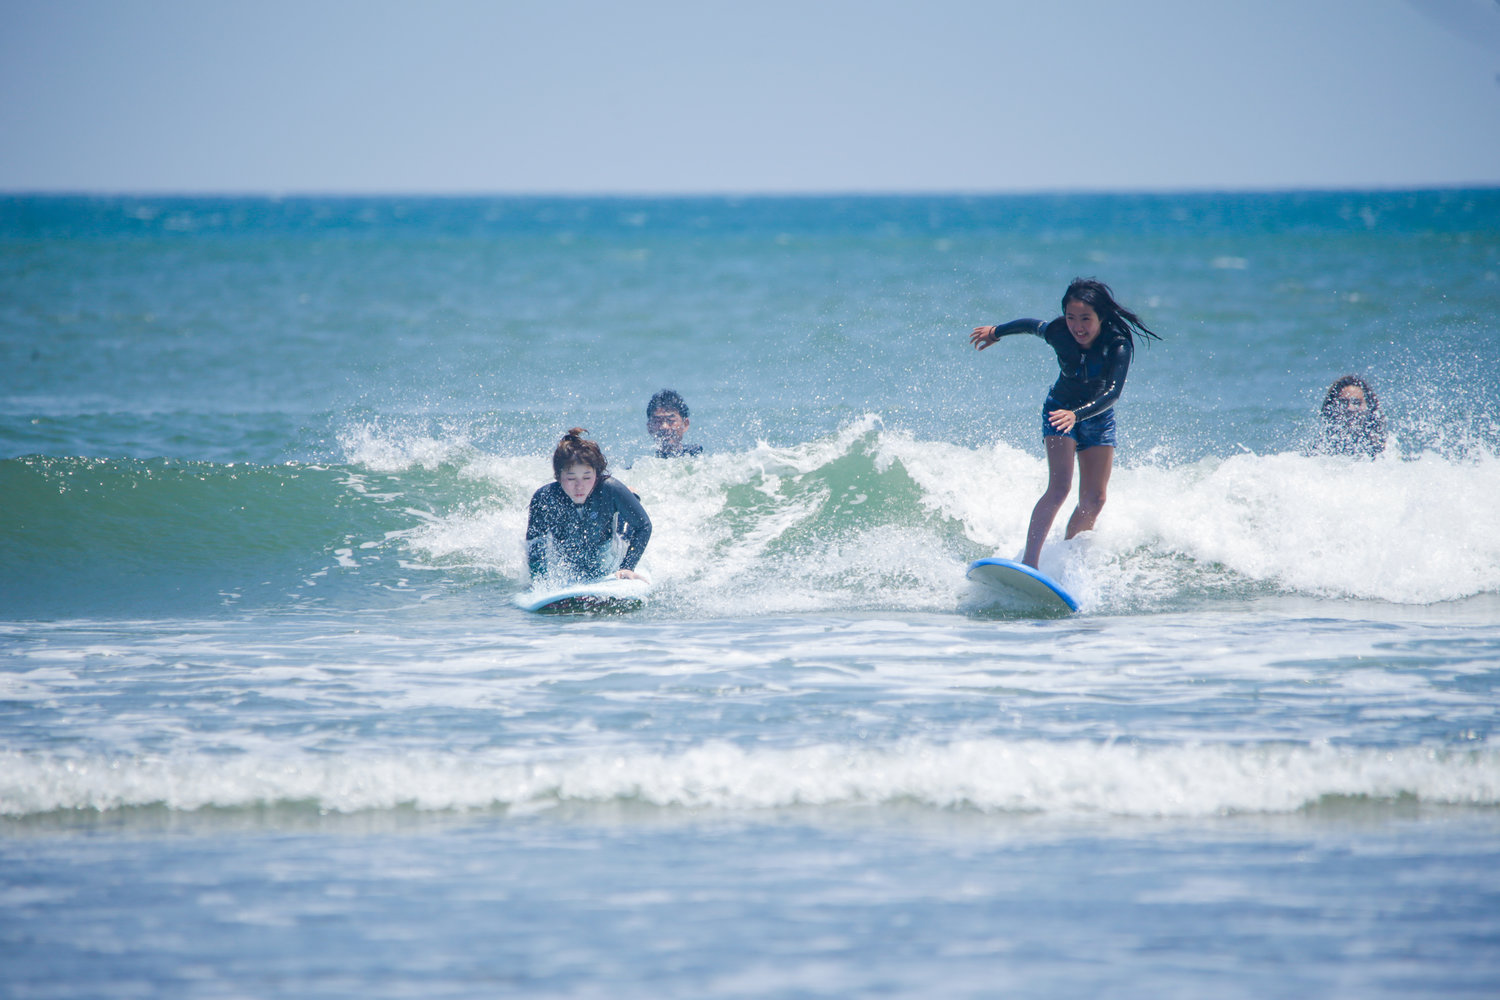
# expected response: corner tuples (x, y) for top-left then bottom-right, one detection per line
(965, 557), (1079, 615)
(513, 576), (652, 614)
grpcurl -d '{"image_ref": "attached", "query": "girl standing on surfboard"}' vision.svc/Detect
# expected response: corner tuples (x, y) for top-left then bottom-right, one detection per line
(970, 278), (1160, 568)
(525, 428), (652, 584)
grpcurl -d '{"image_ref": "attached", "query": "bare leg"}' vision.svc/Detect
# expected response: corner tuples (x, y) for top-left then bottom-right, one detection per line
(1023, 436), (1077, 568)
(1065, 445), (1114, 539)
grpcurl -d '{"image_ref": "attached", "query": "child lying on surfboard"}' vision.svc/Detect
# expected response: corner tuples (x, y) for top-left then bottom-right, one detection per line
(525, 428), (652, 584)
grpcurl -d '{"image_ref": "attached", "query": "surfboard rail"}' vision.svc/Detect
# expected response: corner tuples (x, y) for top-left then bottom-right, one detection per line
(965, 557), (1080, 614)
(513, 576), (653, 614)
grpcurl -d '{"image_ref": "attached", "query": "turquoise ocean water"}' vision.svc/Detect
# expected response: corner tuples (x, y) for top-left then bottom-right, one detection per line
(3, 192), (1500, 997)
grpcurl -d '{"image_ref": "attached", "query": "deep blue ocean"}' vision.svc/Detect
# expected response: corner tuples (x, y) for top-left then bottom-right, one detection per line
(3, 191), (1499, 998)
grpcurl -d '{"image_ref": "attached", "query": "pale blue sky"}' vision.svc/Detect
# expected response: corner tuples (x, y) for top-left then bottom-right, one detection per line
(2, 0), (1498, 193)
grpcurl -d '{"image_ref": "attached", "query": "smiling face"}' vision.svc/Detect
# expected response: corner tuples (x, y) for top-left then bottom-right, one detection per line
(1063, 299), (1102, 349)
(558, 463), (598, 504)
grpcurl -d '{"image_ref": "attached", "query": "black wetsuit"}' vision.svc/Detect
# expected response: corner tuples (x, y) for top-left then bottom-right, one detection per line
(525, 477), (652, 582)
(992, 317), (1133, 420)
(655, 442), (703, 459)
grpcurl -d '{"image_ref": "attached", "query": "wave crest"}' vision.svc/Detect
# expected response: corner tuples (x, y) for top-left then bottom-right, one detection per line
(6, 741), (1496, 819)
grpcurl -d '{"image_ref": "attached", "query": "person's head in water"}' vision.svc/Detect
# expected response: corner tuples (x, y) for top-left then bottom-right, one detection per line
(1318, 375), (1385, 457)
(1322, 375), (1379, 419)
(1060, 277), (1160, 349)
(646, 389), (694, 457)
(552, 428), (609, 504)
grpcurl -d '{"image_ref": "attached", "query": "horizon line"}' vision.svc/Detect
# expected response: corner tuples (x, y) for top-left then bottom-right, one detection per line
(4, 182), (1500, 200)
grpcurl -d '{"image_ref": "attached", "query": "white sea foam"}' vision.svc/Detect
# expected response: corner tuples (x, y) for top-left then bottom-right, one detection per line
(5, 741), (1497, 819)
(338, 422), (482, 472)
(360, 417), (1500, 609)
(1109, 449), (1500, 603)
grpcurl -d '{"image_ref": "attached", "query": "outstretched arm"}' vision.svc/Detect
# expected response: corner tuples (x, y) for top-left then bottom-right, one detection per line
(970, 318), (1047, 351)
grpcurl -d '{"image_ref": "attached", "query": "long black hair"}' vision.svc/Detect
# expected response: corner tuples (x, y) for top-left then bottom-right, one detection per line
(1062, 277), (1160, 345)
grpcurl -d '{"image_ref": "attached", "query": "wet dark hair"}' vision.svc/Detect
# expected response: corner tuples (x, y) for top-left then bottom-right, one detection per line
(552, 428), (609, 479)
(1316, 375), (1386, 458)
(1062, 277), (1160, 345)
(646, 389), (689, 420)
(1320, 375), (1381, 419)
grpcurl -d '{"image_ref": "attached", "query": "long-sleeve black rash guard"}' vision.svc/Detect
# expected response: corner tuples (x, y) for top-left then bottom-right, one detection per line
(992, 317), (1134, 421)
(525, 477), (652, 582)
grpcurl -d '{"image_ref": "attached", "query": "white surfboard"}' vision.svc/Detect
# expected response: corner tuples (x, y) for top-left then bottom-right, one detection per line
(966, 557), (1079, 615)
(513, 576), (653, 614)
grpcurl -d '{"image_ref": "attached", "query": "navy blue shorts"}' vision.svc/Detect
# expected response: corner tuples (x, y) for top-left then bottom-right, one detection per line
(1041, 400), (1117, 451)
